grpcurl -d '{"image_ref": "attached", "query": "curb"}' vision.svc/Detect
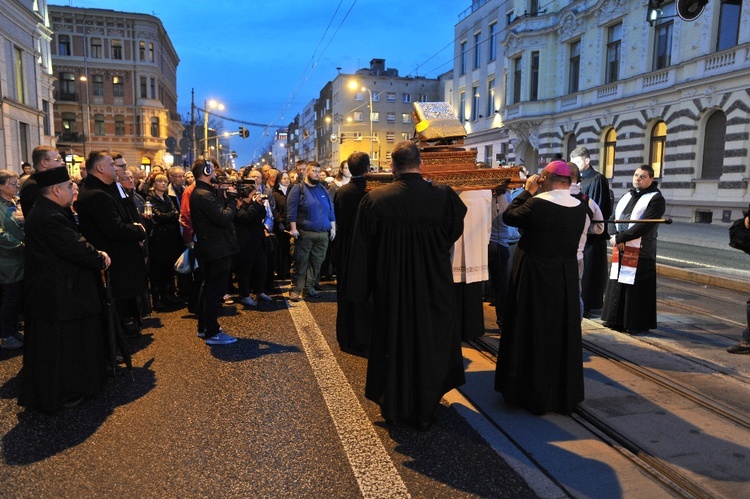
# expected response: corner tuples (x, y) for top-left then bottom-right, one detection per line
(657, 263), (750, 294)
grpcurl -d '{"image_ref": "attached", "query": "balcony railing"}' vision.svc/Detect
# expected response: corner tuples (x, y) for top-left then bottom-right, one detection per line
(56, 92), (77, 102)
(57, 132), (84, 143)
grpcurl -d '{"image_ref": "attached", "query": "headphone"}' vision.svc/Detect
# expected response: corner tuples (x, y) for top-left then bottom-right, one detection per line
(203, 160), (213, 177)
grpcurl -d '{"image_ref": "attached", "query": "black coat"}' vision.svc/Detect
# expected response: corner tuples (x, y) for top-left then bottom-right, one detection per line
(77, 175), (147, 300)
(24, 196), (104, 321)
(146, 191), (183, 266)
(234, 199), (266, 259)
(189, 180), (239, 262)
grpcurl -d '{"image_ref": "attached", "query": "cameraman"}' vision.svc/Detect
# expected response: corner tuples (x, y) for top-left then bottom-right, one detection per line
(189, 159), (240, 345)
(234, 172), (272, 306)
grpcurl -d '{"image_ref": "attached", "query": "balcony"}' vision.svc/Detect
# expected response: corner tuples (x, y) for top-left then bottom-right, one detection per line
(57, 132), (84, 143)
(56, 92), (77, 102)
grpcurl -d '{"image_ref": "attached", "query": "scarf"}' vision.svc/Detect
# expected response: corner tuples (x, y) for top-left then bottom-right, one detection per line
(610, 191), (657, 284)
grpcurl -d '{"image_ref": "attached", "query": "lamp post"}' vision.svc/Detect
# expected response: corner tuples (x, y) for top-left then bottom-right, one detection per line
(203, 99), (224, 159)
(79, 75), (90, 157)
(348, 81), (375, 171)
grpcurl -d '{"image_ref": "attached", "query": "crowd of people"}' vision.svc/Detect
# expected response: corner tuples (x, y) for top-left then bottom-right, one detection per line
(1, 141), (680, 427)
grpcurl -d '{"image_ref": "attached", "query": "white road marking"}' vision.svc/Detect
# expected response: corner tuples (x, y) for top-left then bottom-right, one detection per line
(286, 298), (410, 498)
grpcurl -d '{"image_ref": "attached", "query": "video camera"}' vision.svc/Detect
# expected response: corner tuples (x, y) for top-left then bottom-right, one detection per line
(212, 175), (256, 198)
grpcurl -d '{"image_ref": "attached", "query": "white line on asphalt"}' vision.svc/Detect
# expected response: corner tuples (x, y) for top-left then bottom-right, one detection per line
(286, 298), (410, 498)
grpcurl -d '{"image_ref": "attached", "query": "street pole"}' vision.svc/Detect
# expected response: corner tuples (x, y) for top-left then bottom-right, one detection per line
(203, 100), (209, 159)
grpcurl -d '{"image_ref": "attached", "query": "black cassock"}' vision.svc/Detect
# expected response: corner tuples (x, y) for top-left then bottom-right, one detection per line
(347, 173), (467, 424)
(19, 196), (106, 412)
(333, 177), (371, 357)
(495, 190), (587, 415)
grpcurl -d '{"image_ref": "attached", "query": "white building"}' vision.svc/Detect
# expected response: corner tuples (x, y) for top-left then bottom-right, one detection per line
(0, 0), (56, 171)
(452, 0), (750, 223)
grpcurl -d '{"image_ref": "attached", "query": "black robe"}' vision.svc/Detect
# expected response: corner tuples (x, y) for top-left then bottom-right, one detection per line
(580, 167), (612, 311)
(347, 173), (467, 424)
(495, 189), (587, 415)
(19, 196), (106, 412)
(333, 177), (371, 357)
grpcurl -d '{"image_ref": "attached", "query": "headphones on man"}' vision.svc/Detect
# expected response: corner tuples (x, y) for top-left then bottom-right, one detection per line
(202, 160), (213, 177)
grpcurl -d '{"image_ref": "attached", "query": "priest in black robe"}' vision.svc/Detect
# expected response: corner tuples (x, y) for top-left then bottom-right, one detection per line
(347, 141), (467, 430)
(19, 167), (111, 412)
(495, 161), (587, 415)
(333, 152), (372, 357)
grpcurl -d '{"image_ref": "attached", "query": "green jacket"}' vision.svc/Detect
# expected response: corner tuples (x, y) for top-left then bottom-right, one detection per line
(0, 204), (24, 283)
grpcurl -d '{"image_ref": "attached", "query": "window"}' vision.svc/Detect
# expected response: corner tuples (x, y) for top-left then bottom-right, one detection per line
(603, 128), (616, 178)
(90, 38), (102, 58)
(513, 56), (522, 104)
(139, 41), (146, 61)
(93, 75), (104, 96)
(354, 92), (363, 101)
(113, 75), (124, 97)
(371, 112), (379, 122)
(386, 132), (395, 142)
(401, 113), (411, 124)
(487, 79), (496, 116)
(387, 92), (396, 102)
(473, 32), (481, 69)
(60, 72), (76, 100)
(13, 47), (25, 104)
(484, 145), (493, 164)
(372, 91), (379, 102)
(149, 42), (155, 62)
(150, 78), (156, 99)
(135, 115), (141, 136)
(459, 91), (466, 122)
(401, 132), (410, 141)
(507, 11), (515, 25)
(58, 35), (70, 56)
(371, 132), (378, 143)
(62, 112), (77, 138)
(419, 94), (428, 102)
(371, 150), (379, 162)
(460, 41), (467, 75)
(42, 100), (51, 136)
(568, 40), (581, 94)
(701, 111), (727, 179)
(402, 93), (411, 103)
(140, 76), (148, 98)
(115, 115), (125, 136)
(471, 86), (480, 121)
(111, 40), (123, 60)
(649, 121), (666, 178)
(150, 116), (159, 137)
(716, 0), (741, 51)
(353, 131), (363, 141)
(530, 51), (540, 101)
(605, 23), (622, 84)
(353, 111), (363, 122)
(488, 23), (497, 62)
(19, 123), (29, 163)
(386, 112), (396, 122)
(94, 114), (105, 136)
(530, 0), (539, 15)
(653, 3), (674, 70)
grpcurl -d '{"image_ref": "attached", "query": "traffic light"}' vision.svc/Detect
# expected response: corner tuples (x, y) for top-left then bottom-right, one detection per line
(340, 132), (345, 144)
(239, 126), (249, 139)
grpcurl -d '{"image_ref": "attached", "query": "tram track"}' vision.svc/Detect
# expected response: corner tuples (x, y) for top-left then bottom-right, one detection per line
(467, 330), (750, 498)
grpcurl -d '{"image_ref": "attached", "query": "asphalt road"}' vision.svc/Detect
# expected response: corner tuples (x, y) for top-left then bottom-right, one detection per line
(0, 286), (534, 498)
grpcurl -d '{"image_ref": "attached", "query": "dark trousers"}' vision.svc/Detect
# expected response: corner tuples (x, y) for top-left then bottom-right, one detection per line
(236, 240), (267, 297)
(487, 242), (510, 327)
(197, 255), (233, 337)
(0, 280), (23, 339)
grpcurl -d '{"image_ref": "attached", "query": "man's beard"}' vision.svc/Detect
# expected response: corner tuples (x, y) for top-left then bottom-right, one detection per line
(307, 177), (320, 185)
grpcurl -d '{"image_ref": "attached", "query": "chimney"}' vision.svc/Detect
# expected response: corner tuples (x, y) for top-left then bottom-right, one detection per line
(369, 58), (386, 74)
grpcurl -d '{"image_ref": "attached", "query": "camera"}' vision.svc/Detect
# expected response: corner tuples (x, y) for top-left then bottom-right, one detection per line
(213, 175), (256, 198)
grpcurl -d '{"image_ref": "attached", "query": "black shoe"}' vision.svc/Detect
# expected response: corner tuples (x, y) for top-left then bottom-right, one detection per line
(627, 329), (649, 335)
(165, 294), (181, 304)
(727, 343), (750, 354)
(153, 300), (165, 311)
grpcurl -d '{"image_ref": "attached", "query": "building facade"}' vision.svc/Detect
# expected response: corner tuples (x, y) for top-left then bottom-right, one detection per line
(453, 0), (750, 223)
(316, 59), (441, 171)
(0, 0), (56, 172)
(49, 5), (181, 176)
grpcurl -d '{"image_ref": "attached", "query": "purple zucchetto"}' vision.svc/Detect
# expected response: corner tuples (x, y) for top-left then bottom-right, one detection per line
(543, 160), (571, 177)
(35, 166), (70, 188)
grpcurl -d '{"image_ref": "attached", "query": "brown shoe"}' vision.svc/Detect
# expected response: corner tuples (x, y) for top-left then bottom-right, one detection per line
(727, 343), (750, 354)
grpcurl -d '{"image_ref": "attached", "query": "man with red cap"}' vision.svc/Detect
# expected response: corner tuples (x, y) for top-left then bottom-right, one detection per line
(494, 160), (588, 415)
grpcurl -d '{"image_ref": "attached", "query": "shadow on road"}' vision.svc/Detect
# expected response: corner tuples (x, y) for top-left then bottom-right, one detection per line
(208, 338), (300, 362)
(0, 359), (156, 465)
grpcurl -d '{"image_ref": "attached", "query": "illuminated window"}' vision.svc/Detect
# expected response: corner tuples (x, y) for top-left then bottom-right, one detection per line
(602, 128), (616, 179)
(649, 121), (667, 178)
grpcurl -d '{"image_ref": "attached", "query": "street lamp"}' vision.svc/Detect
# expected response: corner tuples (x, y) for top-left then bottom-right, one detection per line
(79, 75), (90, 157)
(348, 80), (375, 170)
(203, 99), (224, 159)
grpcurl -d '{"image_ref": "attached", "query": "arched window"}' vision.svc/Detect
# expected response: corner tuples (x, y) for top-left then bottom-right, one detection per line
(150, 117), (159, 137)
(701, 111), (726, 180)
(565, 133), (577, 160)
(649, 121), (667, 178)
(602, 128), (616, 178)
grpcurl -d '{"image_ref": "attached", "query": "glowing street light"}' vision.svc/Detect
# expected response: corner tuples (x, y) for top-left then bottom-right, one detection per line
(203, 99), (225, 159)
(348, 80), (374, 169)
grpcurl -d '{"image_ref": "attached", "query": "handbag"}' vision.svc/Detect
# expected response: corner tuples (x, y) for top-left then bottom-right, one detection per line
(174, 247), (198, 274)
(728, 213), (750, 255)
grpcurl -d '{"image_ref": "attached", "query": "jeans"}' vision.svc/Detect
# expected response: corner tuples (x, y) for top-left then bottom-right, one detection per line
(291, 229), (329, 293)
(197, 255), (233, 336)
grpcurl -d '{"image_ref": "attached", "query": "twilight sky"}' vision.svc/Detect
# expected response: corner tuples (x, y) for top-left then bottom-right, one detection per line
(59, 0), (462, 165)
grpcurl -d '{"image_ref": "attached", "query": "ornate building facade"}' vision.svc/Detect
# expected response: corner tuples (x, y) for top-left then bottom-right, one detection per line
(0, 0), (56, 171)
(449, 0), (750, 223)
(49, 5), (181, 175)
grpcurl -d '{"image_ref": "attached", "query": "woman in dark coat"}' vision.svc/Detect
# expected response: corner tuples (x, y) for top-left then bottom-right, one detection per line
(272, 171), (292, 279)
(146, 174), (183, 309)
